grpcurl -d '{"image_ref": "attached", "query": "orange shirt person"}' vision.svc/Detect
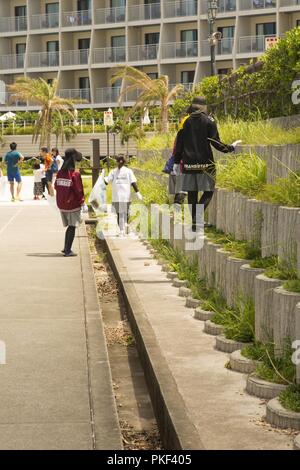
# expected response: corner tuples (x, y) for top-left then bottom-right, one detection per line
(40, 147), (54, 196)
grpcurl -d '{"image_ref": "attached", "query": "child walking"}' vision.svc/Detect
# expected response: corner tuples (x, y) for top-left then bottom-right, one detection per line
(33, 162), (44, 200)
(55, 148), (85, 257)
(105, 155), (142, 236)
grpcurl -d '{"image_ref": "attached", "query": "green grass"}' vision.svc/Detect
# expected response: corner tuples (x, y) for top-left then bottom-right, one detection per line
(218, 117), (300, 145)
(216, 153), (267, 198)
(129, 154), (166, 174)
(279, 385), (300, 413)
(259, 173), (300, 208)
(283, 279), (300, 293)
(252, 340), (296, 385)
(265, 258), (298, 281)
(249, 256), (277, 269)
(205, 226), (261, 260)
(241, 342), (266, 361)
(137, 133), (175, 151)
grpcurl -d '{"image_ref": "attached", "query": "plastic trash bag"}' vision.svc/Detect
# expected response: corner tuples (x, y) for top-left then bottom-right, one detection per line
(88, 170), (107, 214)
(0, 174), (6, 201)
(46, 194), (59, 213)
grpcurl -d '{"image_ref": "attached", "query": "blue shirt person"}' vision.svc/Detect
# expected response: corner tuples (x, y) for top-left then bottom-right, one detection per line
(4, 142), (24, 202)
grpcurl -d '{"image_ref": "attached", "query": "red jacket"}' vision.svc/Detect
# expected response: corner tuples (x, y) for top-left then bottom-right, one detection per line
(55, 169), (84, 212)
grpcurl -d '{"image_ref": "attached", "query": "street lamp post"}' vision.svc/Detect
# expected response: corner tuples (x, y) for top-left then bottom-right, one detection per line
(208, 0), (219, 76)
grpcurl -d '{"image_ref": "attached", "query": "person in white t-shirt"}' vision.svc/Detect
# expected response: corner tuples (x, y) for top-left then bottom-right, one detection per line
(105, 155), (143, 235)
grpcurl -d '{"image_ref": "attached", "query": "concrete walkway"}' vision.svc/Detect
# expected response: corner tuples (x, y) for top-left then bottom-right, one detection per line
(0, 178), (122, 450)
(105, 234), (295, 450)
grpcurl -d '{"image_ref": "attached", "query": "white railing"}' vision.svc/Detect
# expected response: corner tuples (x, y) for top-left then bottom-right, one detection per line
(162, 41), (198, 59)
(93, 47), (126, 64)
(95, 87), (121, 103)
(201, 0), (236, 14)
(0, 92), (27, 107)
(169, 82), (194, 91)
(95, 6), (126, 24)
(28, 51), (59, 68)
(128, 3), (161, 21)
(201, 38), (234, 56)
(239, 35), (276, 53)
(61, 49), (90, 66)
(0, 16), (27, 33)
(62, 9), (92, 27)
(280, 0), (300, 6)
(240, 0), (276, 9)
(0, 54), (25, 70)
(31, 13), (59, 29)
(165, 0), (197, 18)
(128, 44), (159, 61)
(59, 89), (91, 101)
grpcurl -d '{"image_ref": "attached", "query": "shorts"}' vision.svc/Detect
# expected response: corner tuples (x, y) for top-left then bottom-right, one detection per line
(7, 169), (22, 183)
(46, 170), (53, 183)
(60, 210), (83, 228)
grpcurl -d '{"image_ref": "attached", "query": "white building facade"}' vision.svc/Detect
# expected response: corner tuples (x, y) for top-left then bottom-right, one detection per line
(0, 0), (299, 110)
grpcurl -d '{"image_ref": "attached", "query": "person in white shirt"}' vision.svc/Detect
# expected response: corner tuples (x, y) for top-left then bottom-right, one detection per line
(105, 155), (142, 235)
(33, 162), (44, 200)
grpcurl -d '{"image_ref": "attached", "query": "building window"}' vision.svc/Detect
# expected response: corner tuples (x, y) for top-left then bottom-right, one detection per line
(46, 2), (59, 14)
(47, 79), (54, 85)
(181, 29), (198, 42)
(297, 20), (300, 27)
(256, 22), (276, 36)
(15, 5), (27, 31)
(181, 71), (194, 84)
(111, 36), (126, 61)
(15, 5), (27, 17)
(145, 33), (160, 45)
(77, 0), (91, 10)
(78, 38), (90, 50)
(218, 68), (230, 76)
(45, 3), (59, 27)
(217, 26), (235, 38)
(47, 41), (59, 66)
(148, 72), (158, 80)
(16, 43), (26, 68)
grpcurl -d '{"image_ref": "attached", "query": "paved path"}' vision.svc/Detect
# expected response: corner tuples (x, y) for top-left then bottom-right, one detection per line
(0, 178), (122, 450)
(105, 234), (295, 450)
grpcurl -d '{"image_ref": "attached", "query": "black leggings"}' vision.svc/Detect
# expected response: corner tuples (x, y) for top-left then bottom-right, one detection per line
(187, 191), (214, 224)
(64, 226), (76, 254)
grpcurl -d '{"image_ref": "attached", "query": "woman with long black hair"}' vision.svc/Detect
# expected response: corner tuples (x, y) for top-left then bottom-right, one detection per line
(55, 148), (85, 257)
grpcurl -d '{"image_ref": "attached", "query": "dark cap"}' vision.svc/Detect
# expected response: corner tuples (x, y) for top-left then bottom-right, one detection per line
(192, 96), (207, 106)
(65, 148), (82, 162)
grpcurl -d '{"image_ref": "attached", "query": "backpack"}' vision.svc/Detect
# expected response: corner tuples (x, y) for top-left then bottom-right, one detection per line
(51, 157), (58, 173)
(163, 155), (174, 174)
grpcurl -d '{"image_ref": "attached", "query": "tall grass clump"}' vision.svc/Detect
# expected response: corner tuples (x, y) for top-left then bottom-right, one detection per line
(216, 153), (267, 197)
(219, 117), (300, 145)
(259, 172), (300, 207)
(129, 154), (166, 173)
(137, 132), (175, 151)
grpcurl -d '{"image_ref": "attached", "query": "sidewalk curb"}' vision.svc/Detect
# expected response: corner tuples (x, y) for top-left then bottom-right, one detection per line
(104, 235), (204, 450)
(79, 225), (123, 450)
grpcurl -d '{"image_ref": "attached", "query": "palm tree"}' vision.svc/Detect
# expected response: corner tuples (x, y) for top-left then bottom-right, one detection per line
(9, 77), (84, 148)
(111, 66), (184, 133)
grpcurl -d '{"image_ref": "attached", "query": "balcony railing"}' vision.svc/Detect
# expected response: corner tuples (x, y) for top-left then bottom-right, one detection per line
(28, 51), (59, 68)
(31, 13), (59, 29)
(62, 9), (92, 27)
(0, 16), (27, 33)
(239, 35), (276, 53)
(0, 54), (25, 70)
(62, 49), (90, 66)
(280, 0), (300, 6)
(162, 41), (198, 59)
(128, 44), (159, 61)
(201, 0), (236, 14)
(201, 38), (234, 56)
(95, 6), (126, 24)
(128, 3), (161, 21)
(59, 88), (91, 101)
(0, 92), (27, 107)
(93, 46), (126, 64)
(240, 0), (276, 9)
(165, 0), (197, 18)
(95, 87), (121, 103)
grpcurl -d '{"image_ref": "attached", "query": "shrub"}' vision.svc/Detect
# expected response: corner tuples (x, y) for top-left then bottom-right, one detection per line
(279, 385), (300, 413)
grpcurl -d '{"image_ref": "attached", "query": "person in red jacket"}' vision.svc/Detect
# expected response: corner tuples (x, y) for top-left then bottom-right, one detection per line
(55, 148), (85, 257)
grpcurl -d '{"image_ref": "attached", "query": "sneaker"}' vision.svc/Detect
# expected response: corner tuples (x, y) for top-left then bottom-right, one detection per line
(64, 251), (77, 257)
(11, 198), (15, 202)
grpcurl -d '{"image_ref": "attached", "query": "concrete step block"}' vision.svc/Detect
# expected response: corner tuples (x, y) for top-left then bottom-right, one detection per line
(204, 320), (224, 336)
(229, 350), (258, 374)
(215, 336), (251, 354)
(194, 307), (214, 321)
(266, 398), (300, 431)
(246, 374), (287, 399)
(185, 297), (200, 309)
